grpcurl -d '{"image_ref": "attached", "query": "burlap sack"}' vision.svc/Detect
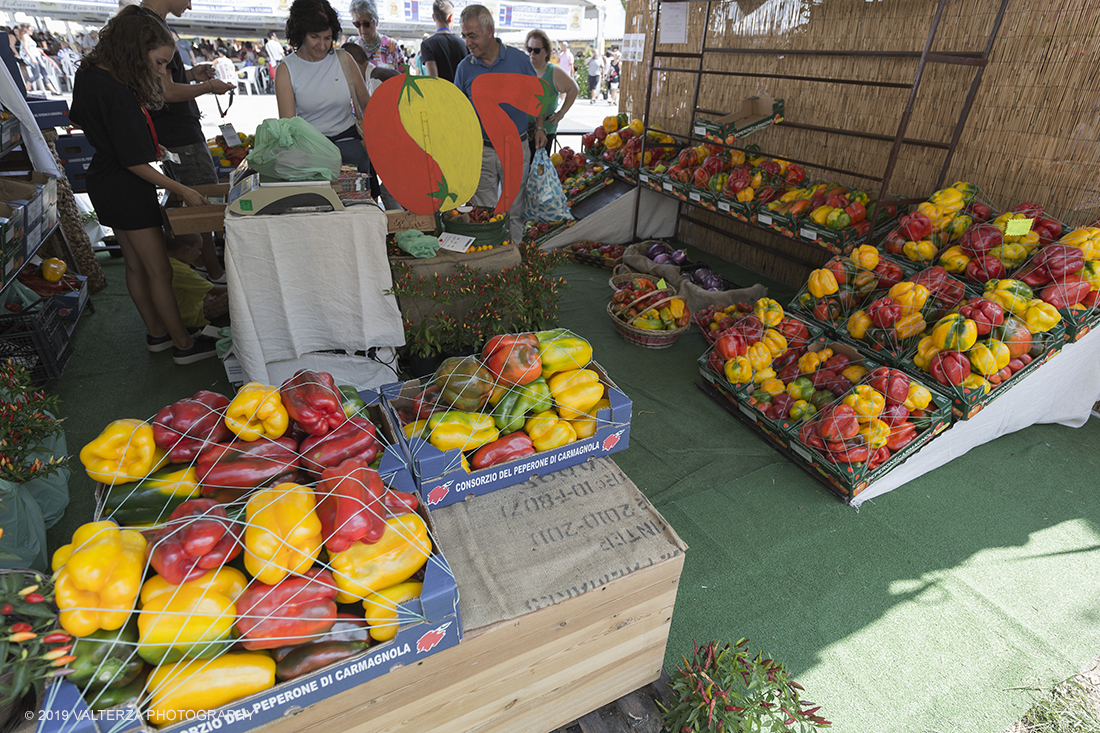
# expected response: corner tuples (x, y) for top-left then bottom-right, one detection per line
(620, 242), (767, 312)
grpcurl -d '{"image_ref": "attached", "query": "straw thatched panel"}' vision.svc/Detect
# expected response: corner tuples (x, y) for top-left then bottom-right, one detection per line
(620, 0), (1100, 286)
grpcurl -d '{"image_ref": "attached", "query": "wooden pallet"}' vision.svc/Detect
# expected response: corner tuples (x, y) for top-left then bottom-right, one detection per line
(551, 670), (674, 733)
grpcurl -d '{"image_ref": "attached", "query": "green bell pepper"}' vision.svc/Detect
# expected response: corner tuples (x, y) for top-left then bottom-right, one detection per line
(435, 356), (495, 412)
(810, 389), (836, 410)
(69, 619), (144, 691)
(84, 672), (147, 712)
(492, 378), (553, 433)
(786, 376), (815, 402)
(101, 464), (200, 526)
(789, 400), (818, 421)
(337, 385), (367, 417)
(826, 208), (852, 231)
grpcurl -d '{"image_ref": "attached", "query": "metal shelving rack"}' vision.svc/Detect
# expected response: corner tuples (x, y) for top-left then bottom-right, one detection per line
(629, 0), (1011, 269)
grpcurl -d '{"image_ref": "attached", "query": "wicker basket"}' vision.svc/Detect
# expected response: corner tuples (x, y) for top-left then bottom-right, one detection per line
(606, 279), (690, 349)
(608, 263), (641, 290)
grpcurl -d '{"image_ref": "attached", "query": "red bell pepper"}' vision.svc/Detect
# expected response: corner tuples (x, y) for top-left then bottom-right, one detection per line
(196, 437), (300, 497)
(766, 393), (794, 421)
(874, 259), (904, 289)
(759, 160), (781, 177)
(886, 421), (918, 451)
(279, 370), (347, 437)
(776, 362), (801, 383)
(1017, 262), (1052, 289)
(470, 431), (536, 470)
(812, 298), (844, 323)
(965, 201), (992, 222)
(693, 167), (711, 188)
(961, 223), (1002, 258)
(1032, 216), (1062, 243)
(152, 391), (233, 463)
(714, 331), (748, 360)
(958, 297), (1004, 336)
(867, 297), (901, 329)
(797, 421), (826, 452)
(1033, 244), (1085, 280)
(148, 498), (243, 585)
(898, 212), (932, 241)
(776, 317), (811, 350)
(1040, 275), (1091, 309)
(878, 402), (910, 428)
(882, 230), (907, 256)
(481, 334), (542, 386)
(756, 185), (778, 203)
(299, 417), (379, 473)
(724, 178), (750, 196)
(316, 458), (386, 553)
(808, 369), (837, 389)
(866, 367), (910, 405)
(701, 155), (725, 176)
(822, 354), (850, 373)
(235, 568), (339, 650)
(826, 443), (870, 465)
(930, 350), (971, 387)
(816, 404), (859, 442)
(866, 446), (891, 471)
(966, 255), (1005, 283)
(844, 201), (866, 224)
(731, 315), (764, 345)
(784, 164), (806, 186)
(852, 219), (873, 237)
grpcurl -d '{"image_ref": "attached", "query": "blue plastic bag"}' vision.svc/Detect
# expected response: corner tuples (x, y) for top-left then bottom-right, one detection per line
(524, 149), (573, 223)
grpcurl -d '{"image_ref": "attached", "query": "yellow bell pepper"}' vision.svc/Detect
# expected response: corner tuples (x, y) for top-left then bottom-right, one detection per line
(841, 364), (867, 383)
(548, 369), (605, 419)
(363, 581), (423, 642)
(746, 341), (773, 372)
(224, 383), (289, 441)
(887, 282), (929, 317)
(427, 410), (499, 452)
(570, 398), (611, 439)
(329, 512), (431, 603)
(807, 269), (839, 298)
(1080, 261), (1100, 291)
(147, 653), (276, 727)
(52, 521), (147, 637)
(760, 328), (788, 358)
(724, 356), (753, 384)
(41, 257), (67, 282)
(903, 239), (938, 264)
(912, 335), (941, 372)
(917, 202), (950, 230)
(968, 338), (1010, 377)
(602, 115), (619, 133)
(628, 119), (644, 136)
(984, 279), (1034, 316)
(1060, 227), (1100, 261)
(779, 189), (803, 203)
(939, 245), (970, 275)
(536, 329), (593, 378)
(810, 206), (833, 226)
(728, 149), (746, 166)
(736, 186), (755, 203)
(1021, 298), (1061, 333)
(759, 377), (785, 397)
(931, 313), (978, 351)
(138, 567), (246, 664)
(751, 366), (776, 385)
(404, 419), (429, 439)
(944, 214), (972, 241)
(525, 410), (578, 452)
(798, 348), (832, 374)
(849, 245), (880, 271)
(929, 187), (965, 212)
(846, 310), (872, 340)
(961, 373), (991, 394)
(843, 385), (885, 424)
(750, 171), (764, 189)
(859, 418), (890, 450)
(989, 242), (1028, 269)
(893, 312), (927, 340)
(244, 482), (323, 586)
(752, 298), (784, 327)
(904, 382), (932, 412)
(80, 419), (168, 486)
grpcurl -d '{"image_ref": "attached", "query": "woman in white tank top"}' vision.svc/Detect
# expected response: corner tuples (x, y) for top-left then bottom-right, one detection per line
(275, 0), (372, 170)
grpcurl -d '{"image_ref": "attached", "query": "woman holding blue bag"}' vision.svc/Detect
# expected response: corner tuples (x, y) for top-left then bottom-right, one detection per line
(524, 29), (578, 158)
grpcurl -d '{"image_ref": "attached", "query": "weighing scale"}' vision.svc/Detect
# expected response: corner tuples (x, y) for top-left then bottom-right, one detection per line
(226, 161), (344, 216)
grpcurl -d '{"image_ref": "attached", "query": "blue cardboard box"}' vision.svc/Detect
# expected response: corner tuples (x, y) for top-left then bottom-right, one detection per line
(381, 361), (632, 510)
(26, 96), (69, 128)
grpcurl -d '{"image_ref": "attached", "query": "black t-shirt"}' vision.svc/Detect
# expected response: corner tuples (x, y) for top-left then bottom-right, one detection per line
(419, 29), (468, 84)
(137, 6), (204, 147)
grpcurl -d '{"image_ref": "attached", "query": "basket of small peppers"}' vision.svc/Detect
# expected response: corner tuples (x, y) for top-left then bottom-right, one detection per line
(607, 276), (690, 348)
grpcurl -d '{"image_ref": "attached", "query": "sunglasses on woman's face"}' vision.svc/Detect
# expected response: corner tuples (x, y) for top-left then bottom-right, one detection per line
(352, 18), (375, 27)
(525, 46), (545, 55)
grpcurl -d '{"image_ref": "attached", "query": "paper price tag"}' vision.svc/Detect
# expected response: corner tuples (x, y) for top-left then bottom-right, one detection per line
(663, 182), (673, 191)
(689, 191), (701, 202)
(219, 124), (241, 147)
(694, 126), (705, 136)
(791, 442), (813, 463)
(639, 174), (649, 183)
(718, 201), (730, 212)
(438, 232), (476, 252)
(1005, 217), (1033, 236)
(757, 214), (772, 225)
(738, 402), (756, 420)
(800, 227), (818, 241)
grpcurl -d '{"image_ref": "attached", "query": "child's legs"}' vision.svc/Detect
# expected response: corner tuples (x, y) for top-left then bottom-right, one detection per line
(115, 227), (193, 349)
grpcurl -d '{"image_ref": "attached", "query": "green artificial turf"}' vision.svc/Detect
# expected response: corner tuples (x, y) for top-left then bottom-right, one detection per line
(46, 249), (1100, 733)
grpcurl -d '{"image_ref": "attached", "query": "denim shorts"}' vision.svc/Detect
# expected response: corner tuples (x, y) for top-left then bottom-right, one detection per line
(161, 141), (219, 186)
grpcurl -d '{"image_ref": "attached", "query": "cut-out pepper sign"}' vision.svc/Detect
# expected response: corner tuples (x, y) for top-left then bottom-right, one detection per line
(470, 73), (553, 215)
(364, 75), (482, 215)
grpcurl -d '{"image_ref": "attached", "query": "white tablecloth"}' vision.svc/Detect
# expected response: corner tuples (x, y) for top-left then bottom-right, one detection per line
(852, 326), (1100, 506)
(225, 204), (405, 387)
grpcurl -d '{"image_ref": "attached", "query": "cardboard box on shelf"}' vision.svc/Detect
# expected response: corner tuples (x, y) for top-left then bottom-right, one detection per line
(381, 361), (632, 510)
(693, 94), (785, 144)
(0, 201), (26, 282)
(25, 96), (69, 128)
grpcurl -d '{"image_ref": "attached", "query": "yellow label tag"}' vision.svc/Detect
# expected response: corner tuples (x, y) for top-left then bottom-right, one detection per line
(656, 278), (668, 289)
(1005, 218), (1033, 236)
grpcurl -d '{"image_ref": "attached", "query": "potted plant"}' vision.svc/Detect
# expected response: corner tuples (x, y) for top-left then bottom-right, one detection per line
(660, 639), (831, 733)
(0, 364), (70, 571)
(0, 567), (75, 728)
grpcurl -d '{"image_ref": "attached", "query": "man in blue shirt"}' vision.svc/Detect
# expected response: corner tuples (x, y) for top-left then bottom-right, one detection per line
(453, 3), (546, 243)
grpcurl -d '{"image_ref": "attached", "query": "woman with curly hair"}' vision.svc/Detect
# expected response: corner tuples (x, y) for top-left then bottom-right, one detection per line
(276, 0), (372, 171)
(69, 6), (217, 364)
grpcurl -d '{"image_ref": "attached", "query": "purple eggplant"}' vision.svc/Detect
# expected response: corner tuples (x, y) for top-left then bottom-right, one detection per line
(647, 242), (669, 259)
(693, 268), (714, 285)
(652, 253), (671, 265)
(669, 249), (688, 265)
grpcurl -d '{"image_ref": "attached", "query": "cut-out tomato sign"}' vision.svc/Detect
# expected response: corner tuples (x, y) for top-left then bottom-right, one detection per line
(364, 73), (552, 216)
